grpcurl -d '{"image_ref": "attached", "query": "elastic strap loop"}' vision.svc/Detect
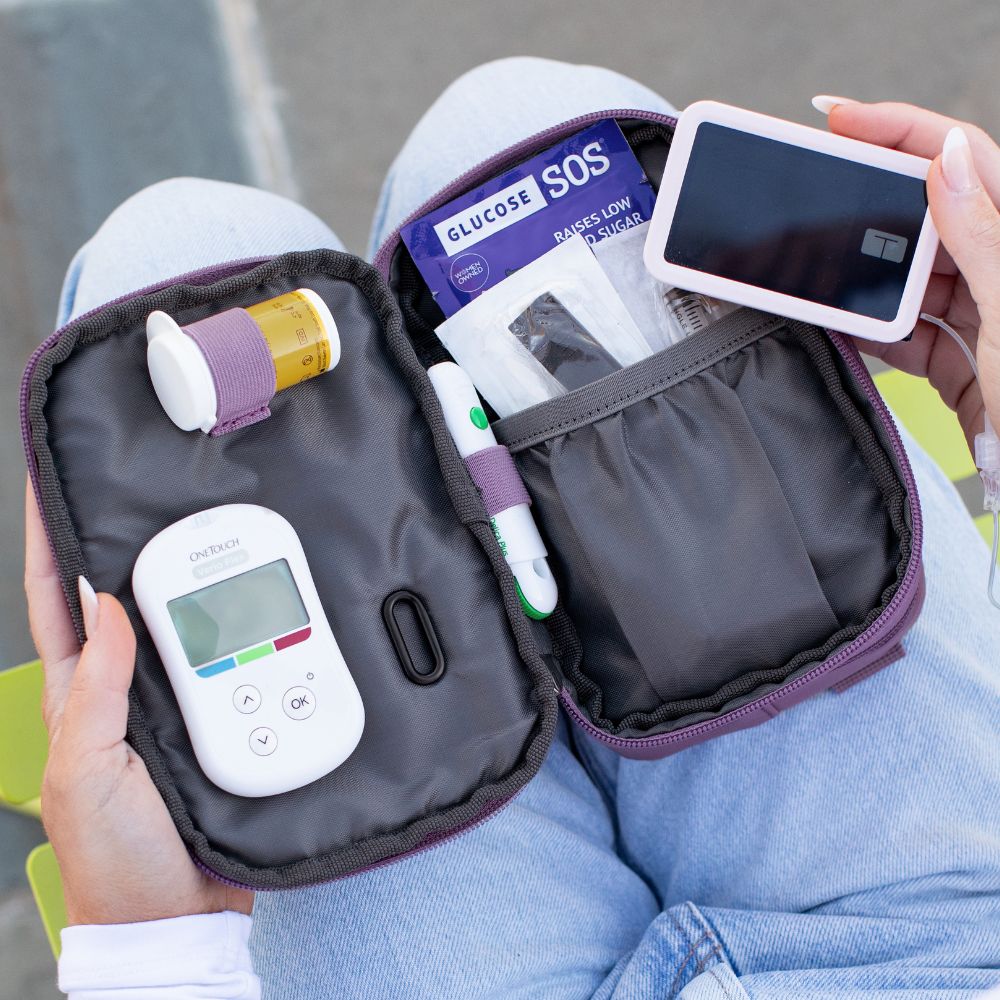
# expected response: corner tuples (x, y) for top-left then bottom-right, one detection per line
(463, 445), (531, 517)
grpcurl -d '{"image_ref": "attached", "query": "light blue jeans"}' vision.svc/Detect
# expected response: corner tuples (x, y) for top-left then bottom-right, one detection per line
(60, 58), (1000, 999)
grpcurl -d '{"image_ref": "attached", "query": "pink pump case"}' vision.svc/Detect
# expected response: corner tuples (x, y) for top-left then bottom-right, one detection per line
(643, 100), (939, 343)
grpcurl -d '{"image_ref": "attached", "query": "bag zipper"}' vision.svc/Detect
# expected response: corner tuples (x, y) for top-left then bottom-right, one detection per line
(21, 110), (926, 883)
(562, 570), (924, 749)
(193, 781), (528, 890)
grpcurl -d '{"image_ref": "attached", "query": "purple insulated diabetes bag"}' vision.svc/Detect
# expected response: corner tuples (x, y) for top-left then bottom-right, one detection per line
(21, 111), (923, 890)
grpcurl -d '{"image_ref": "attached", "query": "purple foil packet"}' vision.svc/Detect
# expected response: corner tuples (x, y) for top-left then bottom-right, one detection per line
(401, 119), (657, 317)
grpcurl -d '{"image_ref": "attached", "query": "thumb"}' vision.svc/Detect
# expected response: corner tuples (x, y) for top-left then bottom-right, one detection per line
(928, 126), (1000, 424)
(57, 577), (137, 755)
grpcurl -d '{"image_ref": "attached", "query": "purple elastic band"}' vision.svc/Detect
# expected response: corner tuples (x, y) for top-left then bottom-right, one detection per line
(185, 308), (277, 436)
(463, 445), (531, 517)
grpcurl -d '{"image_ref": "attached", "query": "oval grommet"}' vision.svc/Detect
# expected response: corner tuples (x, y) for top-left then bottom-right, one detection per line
(382, 590), (446, 686)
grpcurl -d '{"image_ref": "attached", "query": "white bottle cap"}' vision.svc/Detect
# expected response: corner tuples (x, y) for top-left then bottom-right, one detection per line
(146, 311), (218, 433)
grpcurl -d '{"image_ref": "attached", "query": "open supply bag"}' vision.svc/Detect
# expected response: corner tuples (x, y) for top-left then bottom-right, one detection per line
(21, 111), (924, 890)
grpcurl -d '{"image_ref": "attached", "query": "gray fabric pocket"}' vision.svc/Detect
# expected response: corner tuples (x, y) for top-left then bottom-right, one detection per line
(495, 309), (906, 731)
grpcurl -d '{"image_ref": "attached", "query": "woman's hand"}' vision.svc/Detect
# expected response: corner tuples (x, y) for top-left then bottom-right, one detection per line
(814, 97), (1000, 452)
(24, 480), (254, 925)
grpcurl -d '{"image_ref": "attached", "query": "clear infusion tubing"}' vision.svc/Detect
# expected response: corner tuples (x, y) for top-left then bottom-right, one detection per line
(919, 312), (1000, 610)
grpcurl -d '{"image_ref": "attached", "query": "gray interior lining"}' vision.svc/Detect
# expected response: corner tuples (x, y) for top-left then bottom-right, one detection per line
(494, 309), (909, 734)
(28, 251), (557, 888)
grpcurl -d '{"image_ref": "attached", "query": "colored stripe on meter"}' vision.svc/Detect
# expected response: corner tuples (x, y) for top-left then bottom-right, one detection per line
(274, 626), (311, 651)
(196, 657), (237, 678)
(236, 642), (274, 665)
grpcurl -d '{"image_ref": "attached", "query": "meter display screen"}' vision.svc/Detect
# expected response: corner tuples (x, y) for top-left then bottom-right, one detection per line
(167, 559), (309, 667)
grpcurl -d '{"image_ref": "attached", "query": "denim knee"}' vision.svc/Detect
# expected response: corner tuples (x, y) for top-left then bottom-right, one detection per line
(96, 177), (257, 231)
(441, 55), (573, 97)
(61, 177), (341, 323)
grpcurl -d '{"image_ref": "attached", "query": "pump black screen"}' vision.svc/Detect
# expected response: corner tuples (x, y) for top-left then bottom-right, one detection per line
(663, 123), (928, 321)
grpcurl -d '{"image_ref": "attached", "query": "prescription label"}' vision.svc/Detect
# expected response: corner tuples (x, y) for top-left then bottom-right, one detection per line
(247, 291), (333, 390)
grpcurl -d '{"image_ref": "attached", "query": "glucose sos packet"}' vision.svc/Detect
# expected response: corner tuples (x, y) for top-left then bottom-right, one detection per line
(401, 120), (657, 316)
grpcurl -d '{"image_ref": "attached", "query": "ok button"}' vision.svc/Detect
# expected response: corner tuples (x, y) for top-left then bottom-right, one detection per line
(283, 686), (315, 720)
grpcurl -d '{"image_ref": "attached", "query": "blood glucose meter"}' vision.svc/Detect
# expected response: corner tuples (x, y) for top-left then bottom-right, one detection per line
(132, 504), (364, 797)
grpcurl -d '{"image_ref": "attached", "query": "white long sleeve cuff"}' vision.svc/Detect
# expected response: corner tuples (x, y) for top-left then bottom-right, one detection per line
(58, 911), (260, 1000)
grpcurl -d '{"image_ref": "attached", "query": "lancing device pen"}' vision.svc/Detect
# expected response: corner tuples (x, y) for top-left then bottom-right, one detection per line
(427, 362), (558, 620)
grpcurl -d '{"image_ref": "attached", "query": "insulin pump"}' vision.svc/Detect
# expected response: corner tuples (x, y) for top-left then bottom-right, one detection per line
(132, 504), (364, 797)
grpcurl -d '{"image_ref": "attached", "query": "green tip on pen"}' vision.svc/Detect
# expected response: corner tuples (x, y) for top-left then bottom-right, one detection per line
(515, 579), (552, 620)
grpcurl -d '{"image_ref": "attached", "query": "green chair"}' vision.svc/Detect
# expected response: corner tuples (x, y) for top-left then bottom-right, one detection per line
(873, 367), (992, 544)
(0, 658), (65, 956)
(0, 659), (46, 818)
(26, 843), (67, 958)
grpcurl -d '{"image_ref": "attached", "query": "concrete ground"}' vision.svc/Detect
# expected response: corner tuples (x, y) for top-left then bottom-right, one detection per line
(1, 1), (998, 995)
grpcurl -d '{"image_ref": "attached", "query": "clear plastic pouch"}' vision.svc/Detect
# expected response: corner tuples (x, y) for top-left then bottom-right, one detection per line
(436, 235), (652, 417)
(593, 221), (737, 349)
(507, 291), (623, 390)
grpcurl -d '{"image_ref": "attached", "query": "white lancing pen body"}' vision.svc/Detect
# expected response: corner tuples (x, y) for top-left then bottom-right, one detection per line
(427, 362), (558, 617)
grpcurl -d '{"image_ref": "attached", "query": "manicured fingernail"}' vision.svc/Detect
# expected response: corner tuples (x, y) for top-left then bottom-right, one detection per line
(941, 126), (978, 194)
(78, 575), (99, 638)
(811, 95), (858, 115)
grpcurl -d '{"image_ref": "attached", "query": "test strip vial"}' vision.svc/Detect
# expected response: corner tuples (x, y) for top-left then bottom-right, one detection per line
(146, 288), (340, 434)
